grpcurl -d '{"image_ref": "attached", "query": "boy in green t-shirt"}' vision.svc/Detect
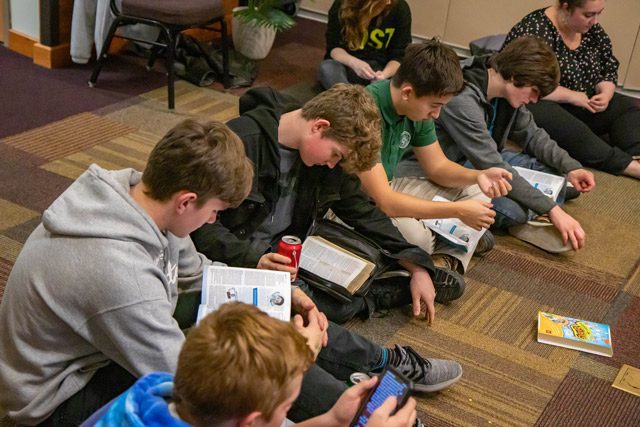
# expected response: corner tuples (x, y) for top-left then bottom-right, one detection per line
(361, 40), (513, 275)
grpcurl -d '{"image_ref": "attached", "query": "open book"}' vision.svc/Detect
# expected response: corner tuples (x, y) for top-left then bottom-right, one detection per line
(421, 195), (487, 253)
(513, 166), (565, 201)
(197, 266), (291, 322)
(299, 236), (375, 295)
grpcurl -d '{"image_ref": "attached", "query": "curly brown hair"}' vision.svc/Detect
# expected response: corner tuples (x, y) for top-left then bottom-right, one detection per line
(142, 119), (253, 208)
(301, 83), (381, 173)
(340, 0), (395, 51)
(174, 303), (314, 425)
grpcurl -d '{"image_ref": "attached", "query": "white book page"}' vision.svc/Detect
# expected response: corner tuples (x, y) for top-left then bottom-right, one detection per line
(513, 166), (565, 201)
(421, 196), (486, 253)
(198, 266), (291, 322)
(299, 236), (368, 289)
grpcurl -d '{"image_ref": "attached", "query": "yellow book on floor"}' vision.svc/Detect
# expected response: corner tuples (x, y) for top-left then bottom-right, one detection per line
(537, 311), (613, 357)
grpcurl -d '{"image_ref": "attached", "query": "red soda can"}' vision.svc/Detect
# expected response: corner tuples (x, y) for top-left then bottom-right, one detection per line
(277, 235), (302, 282)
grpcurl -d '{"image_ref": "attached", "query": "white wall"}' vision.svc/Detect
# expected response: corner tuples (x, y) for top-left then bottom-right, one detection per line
(9, 0), (39, 39)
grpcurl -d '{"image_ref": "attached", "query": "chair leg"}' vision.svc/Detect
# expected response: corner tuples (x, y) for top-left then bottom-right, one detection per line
(89, 17), (125, 86)
(220, 19), (230, 89)
(165, 28), (178, 110)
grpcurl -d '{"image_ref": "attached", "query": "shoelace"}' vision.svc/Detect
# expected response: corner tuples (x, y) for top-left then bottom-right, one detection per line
(397, 346), (431, 380)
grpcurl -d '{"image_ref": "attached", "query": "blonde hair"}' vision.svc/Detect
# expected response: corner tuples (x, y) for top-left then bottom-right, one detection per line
(173, 303), (314, 425)
(340, 0), (395, 50)
(301, 83), (381, 173)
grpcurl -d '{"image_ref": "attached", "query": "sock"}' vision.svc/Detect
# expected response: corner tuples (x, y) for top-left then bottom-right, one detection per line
(371, 347), (389, 372)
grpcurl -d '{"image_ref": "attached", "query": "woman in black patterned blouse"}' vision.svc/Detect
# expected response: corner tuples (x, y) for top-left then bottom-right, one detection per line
(504, 0), (640, 180)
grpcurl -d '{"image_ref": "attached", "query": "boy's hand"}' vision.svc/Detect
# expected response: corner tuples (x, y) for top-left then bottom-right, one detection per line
(409, 270), (436, 324)
(548, 206), (586, 250)
(292, 287), (329, 347)
(454, 200), (495, 230)
(257, 252), (297, 275)
(323, 377), (417, 427)
(367, 396), (417, 427)
(293, 311), (323, 359)
(324, 376), (379, 426)
(477, 167), (512, 198)
(567, 169), (596, 192)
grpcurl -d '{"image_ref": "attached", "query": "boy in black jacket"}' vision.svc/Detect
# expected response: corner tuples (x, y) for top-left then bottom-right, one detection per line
(191, 84), (464, 421)
(192, 84), (464, 324)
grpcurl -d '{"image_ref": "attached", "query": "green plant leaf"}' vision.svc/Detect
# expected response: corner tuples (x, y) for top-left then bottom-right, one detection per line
(234, 0), (296, 32)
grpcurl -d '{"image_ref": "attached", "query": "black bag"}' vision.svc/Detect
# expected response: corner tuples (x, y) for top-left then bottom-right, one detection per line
(298, 219), (398, 303)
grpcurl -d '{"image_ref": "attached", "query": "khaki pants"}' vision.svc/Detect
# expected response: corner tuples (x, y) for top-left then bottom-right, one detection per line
(390, 177), (489, 273)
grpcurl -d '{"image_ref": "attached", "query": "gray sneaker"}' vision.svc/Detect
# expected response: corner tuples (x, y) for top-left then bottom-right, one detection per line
(388, 345), (463, 392)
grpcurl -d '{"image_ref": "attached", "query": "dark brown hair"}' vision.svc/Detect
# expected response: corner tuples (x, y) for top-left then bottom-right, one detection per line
(391, 39), (464, 98)
(142, 119), (253, 208)
(490, 36), (560, 97)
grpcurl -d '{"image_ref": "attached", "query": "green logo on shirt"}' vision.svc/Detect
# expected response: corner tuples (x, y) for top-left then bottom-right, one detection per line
(399, 131), (411, 149)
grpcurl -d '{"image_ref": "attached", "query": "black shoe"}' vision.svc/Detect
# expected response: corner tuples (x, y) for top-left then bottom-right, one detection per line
(369, 271), (413, 310)
(431, 267), (465, 303)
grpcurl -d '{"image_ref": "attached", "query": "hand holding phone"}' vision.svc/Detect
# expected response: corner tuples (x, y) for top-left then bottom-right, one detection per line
(365, 394), (417, 427)
(350, 366), (414, 427)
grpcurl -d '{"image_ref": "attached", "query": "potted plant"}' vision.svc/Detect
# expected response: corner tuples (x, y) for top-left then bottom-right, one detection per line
(232, 0), (298, 60)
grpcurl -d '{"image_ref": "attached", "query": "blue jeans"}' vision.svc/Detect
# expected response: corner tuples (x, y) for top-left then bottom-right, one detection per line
(488, 151), (566, 229)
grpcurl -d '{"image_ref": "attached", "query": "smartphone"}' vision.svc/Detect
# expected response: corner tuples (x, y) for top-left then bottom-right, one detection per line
(349, 365), (413, 427)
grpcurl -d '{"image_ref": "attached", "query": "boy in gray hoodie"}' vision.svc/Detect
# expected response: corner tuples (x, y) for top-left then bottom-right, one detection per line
(435, 37), (596, 252)
(0, 119), (254, 425)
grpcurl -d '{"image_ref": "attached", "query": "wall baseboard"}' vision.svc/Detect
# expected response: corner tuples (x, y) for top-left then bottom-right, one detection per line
(8, 29), (37, 58)
(33, 42), (71, 68)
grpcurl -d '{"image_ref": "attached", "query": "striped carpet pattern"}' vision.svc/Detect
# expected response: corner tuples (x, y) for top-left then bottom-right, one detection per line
(1, 82), (639, 426)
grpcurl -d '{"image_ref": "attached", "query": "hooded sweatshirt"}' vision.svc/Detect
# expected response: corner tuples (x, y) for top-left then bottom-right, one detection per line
(89, 372), (189, 427)
(0, 165), (208, 425)
(435, 56), (582, 215)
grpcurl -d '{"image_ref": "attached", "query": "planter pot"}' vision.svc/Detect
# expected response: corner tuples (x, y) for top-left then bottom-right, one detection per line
(232, 7), (277, 60)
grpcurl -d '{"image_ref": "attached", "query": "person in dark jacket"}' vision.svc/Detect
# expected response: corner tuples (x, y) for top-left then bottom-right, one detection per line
(191, 83), (464, 422)
(318, 0), (412, 89)
(435, 37), (595, 253)
(192, 83), (465, 325)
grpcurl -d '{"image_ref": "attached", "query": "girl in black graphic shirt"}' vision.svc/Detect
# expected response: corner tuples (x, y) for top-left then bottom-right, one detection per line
(318, 0), (412, 90)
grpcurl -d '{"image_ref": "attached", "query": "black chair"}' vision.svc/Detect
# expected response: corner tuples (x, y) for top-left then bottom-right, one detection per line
(89, 0), (230, 109)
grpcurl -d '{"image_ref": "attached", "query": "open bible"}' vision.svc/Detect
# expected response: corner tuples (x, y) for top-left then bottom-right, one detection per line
(197, 266), (291, 322)
(299, 235), (376, 297)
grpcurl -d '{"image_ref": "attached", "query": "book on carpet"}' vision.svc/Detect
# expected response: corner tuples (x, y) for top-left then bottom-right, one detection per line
(197, 266), (291, 322)
(513, 166), (565, 201)
(612, 364), (640, 397)
(299, 235), (375, 295)
(421, 195), (487, 253)
(537, 311), (613, 357)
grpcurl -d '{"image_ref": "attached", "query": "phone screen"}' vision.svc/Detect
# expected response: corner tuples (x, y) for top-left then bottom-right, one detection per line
(350, 366), (412, 427)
